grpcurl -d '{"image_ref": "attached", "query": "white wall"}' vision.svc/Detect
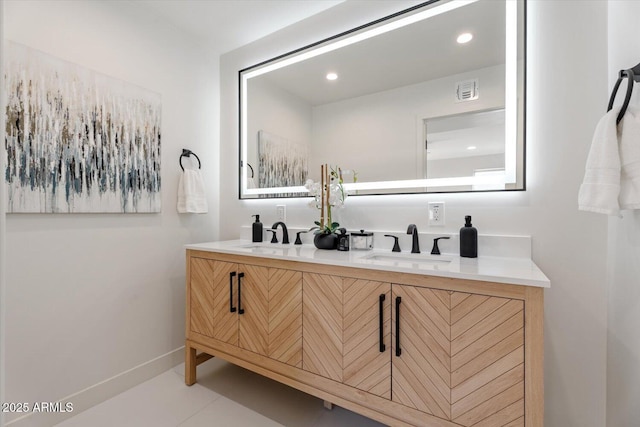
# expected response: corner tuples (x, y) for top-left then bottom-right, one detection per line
(310, 65), (504, 182)
(221, 1), (609, 425)
(3, 0), (219, 423)
(606, 1), (640, 425)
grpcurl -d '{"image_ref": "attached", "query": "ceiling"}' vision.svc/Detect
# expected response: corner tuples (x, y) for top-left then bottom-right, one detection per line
(254, 0), (506, 106)
(132, 0), (345, 54)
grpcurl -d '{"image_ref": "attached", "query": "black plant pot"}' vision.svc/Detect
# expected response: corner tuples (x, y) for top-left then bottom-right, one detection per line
(313, 233), (338, 250)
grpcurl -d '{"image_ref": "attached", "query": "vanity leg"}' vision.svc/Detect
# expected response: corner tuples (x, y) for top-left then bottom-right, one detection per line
(185, 343), (197, 386)
(323, 400), (334, 411)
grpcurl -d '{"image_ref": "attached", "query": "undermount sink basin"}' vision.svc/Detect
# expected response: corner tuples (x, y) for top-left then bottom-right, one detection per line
(235, 243), (290, 255)
(362, 252), (452, 269)
(236, 244), (269, 249)
(233, 243), (316, 256)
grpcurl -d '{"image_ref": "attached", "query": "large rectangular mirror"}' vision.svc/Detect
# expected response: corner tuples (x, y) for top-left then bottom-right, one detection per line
(239, 0), (526, 198)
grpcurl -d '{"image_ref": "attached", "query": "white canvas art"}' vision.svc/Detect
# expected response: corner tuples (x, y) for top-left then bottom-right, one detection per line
(4, 42), (162, 213)
(258, 130), (308, 188)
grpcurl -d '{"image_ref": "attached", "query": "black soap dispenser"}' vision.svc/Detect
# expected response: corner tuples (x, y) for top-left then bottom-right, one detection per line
(252, 215), (263, 242)
(460, 215), (477, 258)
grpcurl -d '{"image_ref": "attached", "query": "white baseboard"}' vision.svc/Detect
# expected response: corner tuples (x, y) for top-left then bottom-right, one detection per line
(6, 347), (184, 427)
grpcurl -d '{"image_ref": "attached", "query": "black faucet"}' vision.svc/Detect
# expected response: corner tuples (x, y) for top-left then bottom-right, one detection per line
(384, 234), (401, 252)
(271, 222), (290, 244)
(266, 229), (278, 243)
(407, 224), (420, 254)
(294, 230), (311, 245)
(431, 236), (450, 255)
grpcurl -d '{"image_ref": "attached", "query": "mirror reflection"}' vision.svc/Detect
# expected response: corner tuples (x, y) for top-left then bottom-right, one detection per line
(240, 0), (525, 198)
(425, 108), (506, 192)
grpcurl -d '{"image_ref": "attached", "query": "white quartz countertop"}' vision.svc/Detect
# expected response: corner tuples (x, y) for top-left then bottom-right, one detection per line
(186, 240), (550, 288)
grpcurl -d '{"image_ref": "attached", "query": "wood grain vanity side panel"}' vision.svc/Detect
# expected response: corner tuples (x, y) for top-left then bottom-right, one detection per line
(525, 286), (544, 427)
(189, 257), (214, 338)
(302, 272), (343, 382)
(268, 268), (303, 368)
(343, 279), (391, 400)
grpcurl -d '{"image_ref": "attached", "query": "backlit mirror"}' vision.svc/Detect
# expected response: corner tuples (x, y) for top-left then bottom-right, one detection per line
(240, 0), (526, 198)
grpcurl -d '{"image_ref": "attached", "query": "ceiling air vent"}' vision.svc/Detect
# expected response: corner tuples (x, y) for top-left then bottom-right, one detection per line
(455, 79), (479, 102)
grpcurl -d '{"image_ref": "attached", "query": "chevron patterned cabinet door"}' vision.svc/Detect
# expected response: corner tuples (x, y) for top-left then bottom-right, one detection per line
(343, 279), (391, 400)
(189, 258), (215, 337)
(212, 261), (239, 345)
(238, 264), (270, 356)
(268, 268), (303, 367)
(450, 293), (525, 427)
(302, 272), (344, 382)
(392, 284), (452, 420)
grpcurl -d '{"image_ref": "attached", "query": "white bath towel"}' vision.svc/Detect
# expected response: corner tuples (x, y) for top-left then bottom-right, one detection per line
(579, 108), (622, 216)
(619, 107), (640, 210)
(177, 169), (208, 213)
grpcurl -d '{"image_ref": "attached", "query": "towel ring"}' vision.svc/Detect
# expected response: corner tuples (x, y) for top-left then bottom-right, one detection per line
(608, 62), (640, 125)
(180, 149), (201, 171)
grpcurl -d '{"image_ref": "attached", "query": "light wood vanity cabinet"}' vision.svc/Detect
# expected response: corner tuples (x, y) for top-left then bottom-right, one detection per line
(186, 250), (543, 427)
(343, 278), (392, 400)
(212, 261), (270, 355)
(187, 256), (302, 364)
(392, 286), (526, 426)
(268, 267), (304, 367)
(191, 259), (271, 355)
(392, 285), (454, 420)
(189, 257), (215, 338)
(302, 274), (392, 394)
(302, 272), (345, 381)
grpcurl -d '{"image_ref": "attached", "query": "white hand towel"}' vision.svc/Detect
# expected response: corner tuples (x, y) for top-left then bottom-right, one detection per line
(619, 107), (640, 210)
(579, 108), (621, 216)
(177, 169), (208, 213)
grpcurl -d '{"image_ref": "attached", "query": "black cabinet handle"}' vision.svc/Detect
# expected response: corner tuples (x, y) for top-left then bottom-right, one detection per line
(238, 272), (245, 315)
(229, 272), (237, 313)
(395, 296), (402, 357)
(379, 294), (386, 353)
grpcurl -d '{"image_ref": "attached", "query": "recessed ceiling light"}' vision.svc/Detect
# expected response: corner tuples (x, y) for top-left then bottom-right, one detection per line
(467, 146), (477, 150)
(457, 32), (473, 44)
(326, 72), (338, 81)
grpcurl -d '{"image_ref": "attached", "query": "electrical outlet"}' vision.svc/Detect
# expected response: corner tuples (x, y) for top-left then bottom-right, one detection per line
(428, 202), (445, 226)
(276, 205), (286, 222)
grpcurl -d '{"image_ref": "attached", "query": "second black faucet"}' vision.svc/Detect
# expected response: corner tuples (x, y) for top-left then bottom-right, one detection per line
(271, 222), (290, 244)
(407, 224), (420, 254)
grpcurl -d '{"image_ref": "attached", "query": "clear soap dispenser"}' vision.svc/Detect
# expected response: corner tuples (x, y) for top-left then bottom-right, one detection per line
(459, 215), (477, 258)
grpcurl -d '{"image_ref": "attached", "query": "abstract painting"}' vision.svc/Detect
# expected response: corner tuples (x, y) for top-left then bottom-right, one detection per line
(4, 42), (162, 213)
(258, 130), (308, 190)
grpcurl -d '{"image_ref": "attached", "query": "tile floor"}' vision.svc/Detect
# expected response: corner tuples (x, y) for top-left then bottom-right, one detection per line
(55, 358), (387, 427)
